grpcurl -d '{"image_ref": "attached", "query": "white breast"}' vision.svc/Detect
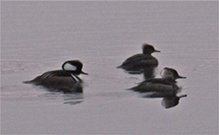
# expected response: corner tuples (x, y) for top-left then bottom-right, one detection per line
(63, 63), (77, 71)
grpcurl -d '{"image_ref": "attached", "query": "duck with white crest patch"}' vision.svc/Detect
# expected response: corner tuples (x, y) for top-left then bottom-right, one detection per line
(23, 60), (88, 93)
(129, 67), (187, 108)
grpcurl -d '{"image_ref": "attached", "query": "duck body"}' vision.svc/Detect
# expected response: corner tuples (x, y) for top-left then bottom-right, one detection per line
(118, 43), (160, 73)
(23, 60), (87, 93)
(40, 75), (83, 93)
(118, 54), (159, 71)
(25, 70), (72, 85)
(130, 79), (179, 96)
(129, 67), (186, 96)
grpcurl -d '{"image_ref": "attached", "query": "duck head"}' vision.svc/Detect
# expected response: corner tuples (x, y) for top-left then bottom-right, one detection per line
(62, 60), (88, 75)
(160, 67), (186, 80)
(142, 43), (160, 54)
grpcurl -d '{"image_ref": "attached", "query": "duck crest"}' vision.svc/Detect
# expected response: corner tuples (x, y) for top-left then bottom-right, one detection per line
(160, 67), (186, 80)
(142, 43), (160, 54)
(23, 60), (88, 93)
(62, 60), (85, 75)
(63, 63), (77, 71)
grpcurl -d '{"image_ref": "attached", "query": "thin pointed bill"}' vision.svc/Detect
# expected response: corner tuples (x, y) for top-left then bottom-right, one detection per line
(178, 75), (186, 79)
(81, 71), (88, 75)
(178, 94), (187, 98)
(154, 50), (161, 52)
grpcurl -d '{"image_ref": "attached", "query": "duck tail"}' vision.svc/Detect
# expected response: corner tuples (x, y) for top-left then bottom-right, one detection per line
(126, 86), (137, 91)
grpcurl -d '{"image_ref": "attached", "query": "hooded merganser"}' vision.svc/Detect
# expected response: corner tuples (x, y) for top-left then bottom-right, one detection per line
(130, 67), (186, 108)
(129, 67), (186, 93)
(117, 43), (160, 72)
(23, 60), (88, 93)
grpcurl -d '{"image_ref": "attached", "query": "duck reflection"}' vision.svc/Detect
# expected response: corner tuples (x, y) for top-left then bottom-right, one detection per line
(45, 81), (84, 94)
(162, 94), (187, 108)
(39, 90), (84, 105)
(129, 67), (187, 108)
(143, 66), (157, 79)
(123, 65), (157, 80)
(63, 93), (83, 105)
(139, 84), (187, 108)
(40, 82), (84, 105)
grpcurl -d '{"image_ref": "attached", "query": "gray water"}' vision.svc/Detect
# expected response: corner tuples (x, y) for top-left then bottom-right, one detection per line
(1, 1), (218, 134)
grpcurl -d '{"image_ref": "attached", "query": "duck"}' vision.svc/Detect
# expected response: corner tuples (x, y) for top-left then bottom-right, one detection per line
(117, 43), (160, 73)
(129, 67), (186, 94)
(129, 67), (187, 108)
(23, 60), (88, 93)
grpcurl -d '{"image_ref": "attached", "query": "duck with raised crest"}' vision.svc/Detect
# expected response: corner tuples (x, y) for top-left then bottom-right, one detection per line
(130, 67), (186, 93)
(129, 67), (187, 108)
(23, 60), (88, 93)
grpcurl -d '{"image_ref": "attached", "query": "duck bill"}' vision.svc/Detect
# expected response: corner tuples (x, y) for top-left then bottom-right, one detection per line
(81, 71), (88, 75)
(178, 94), (187, 98)
(178, 75), (186, 79)
(154, 50), (161, 52)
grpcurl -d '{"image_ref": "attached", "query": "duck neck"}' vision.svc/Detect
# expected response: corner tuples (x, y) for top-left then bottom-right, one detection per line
(143, 51), (152, 55)
(164, 77), (177, 83)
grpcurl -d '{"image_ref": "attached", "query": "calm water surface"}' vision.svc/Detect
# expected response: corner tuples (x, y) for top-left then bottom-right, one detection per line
(1, 1), (218, 134)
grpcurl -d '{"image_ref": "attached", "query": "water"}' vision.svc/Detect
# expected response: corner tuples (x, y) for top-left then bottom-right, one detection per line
(1, 1), (218, 134)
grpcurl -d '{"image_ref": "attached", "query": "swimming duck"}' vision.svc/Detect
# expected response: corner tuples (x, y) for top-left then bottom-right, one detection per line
(23, 60), (88, 93)
(130, 67), (186, 108)
(129, 67), (186, 94)
(117, 43), (160, 73)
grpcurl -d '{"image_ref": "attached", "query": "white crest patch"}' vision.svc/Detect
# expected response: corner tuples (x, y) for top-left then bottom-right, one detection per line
(160, 69), (173, 78)
(64, 63), (77, 71)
